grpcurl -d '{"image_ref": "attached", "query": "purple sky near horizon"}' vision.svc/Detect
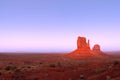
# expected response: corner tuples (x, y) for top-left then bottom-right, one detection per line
(0, 0), (120, 52)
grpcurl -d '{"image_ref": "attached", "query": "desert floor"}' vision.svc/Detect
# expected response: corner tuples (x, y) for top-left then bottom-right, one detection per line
(0, 53), (120, 80)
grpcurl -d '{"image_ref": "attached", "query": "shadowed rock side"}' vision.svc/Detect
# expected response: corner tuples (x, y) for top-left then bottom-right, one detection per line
(68, 36), (106, 57)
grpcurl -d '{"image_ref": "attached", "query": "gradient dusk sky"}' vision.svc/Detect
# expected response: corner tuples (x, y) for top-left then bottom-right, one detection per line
(0, 0), (120, 52)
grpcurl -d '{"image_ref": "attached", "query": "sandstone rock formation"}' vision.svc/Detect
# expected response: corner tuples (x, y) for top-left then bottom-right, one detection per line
(68, 36), (104, 57)
(92, 44), (101, 54)
(77, 36), (90, 50)
(68, 36), (92, 56)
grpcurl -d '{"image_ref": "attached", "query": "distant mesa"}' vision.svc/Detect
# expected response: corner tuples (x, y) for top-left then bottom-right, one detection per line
(68, 36), (105, 56)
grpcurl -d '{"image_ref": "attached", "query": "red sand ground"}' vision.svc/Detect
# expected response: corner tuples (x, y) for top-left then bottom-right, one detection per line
(0, 53), (120, 80)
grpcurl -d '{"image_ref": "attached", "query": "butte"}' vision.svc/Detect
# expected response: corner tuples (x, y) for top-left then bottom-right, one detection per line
(67, 36), (106, 57)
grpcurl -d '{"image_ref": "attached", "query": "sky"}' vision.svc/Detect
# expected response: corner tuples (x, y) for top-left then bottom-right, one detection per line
(0, 0), (120, 52)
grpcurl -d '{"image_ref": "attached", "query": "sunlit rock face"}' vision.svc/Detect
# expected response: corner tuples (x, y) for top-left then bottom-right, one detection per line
(71, 36), (92, 55)
(77, 36), (90, 51)
(92, 44), (101, 54)
(67, 36), (107, 58)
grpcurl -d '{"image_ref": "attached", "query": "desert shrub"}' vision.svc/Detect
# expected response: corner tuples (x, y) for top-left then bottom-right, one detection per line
(80, 75), (85, 80)
(0, 72), (2, 76)
(39, 62), (42, 64)
(94, 68), (106, 74)
(33, 77), (39, 80)
(49, 64), (56, 68)
(5, 66), (11, 71)
(21, 66), (25, 68)
(9, 62), (13, 65)
(4, 65), (17, 71)
(14, 69), (21, 73)
(27, 66), (31, 68)
(113, 60), (119, 65)
(107, 64), (113, 69)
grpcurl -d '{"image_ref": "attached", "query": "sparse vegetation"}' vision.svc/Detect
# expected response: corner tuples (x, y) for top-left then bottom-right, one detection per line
(39, 62), (42, 64)
(14, 69), (21, 73)
(4, 66), (11, 71)
(0, 53), (119, 80)
(33, 78), (39, 80)
(113, 60), (119, 65)
(80, 75), (85, 80)
(4, 65), (17, 71)
(49, 64), (56, 68)
(94, 68), (106, 74)
(27, 66), (31, 68)
(0, 72), (2, 76)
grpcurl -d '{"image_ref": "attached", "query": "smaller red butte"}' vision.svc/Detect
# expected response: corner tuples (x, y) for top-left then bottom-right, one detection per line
(92, 44), (101, 54)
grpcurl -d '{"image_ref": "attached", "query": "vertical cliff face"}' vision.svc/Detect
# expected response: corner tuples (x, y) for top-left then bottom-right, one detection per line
(77, 36), (90, 50)
(77, 36), (90, 52)
(68, 36), (92, 55)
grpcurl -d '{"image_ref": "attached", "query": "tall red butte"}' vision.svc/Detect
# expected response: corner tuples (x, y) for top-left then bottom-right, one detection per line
(68, 36), (105, 57)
